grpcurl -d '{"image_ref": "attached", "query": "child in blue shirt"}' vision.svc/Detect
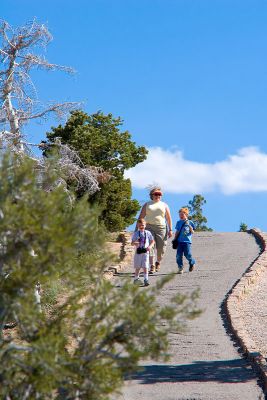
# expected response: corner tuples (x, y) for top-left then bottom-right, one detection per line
(173, 207), (196, 274)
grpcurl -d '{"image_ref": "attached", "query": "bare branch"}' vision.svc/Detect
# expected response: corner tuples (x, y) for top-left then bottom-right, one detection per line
(18, 53), (75, 74)
(0, 132), (109, 195)
(22, 385), (33, 400)
(0, 20), (107, 198)
(55, 141), (108, 195)
(18, 102), (81, 122)
(2, 343), (32, 354)
(0, 20), (15, 49)
(0, 48), (9, 57)
(0, 18), (77, 144)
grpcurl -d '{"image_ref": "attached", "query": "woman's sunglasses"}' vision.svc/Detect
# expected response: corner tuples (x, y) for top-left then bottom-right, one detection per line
(153, 192), (162, 196)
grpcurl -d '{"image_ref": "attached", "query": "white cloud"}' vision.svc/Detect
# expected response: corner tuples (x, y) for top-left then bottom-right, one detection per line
(125, 146), (267, 195)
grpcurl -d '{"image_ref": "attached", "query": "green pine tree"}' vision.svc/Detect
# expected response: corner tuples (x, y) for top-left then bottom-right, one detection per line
(188, 194), (213, 232)
(239, 222), (248, 232)
(0, 152), (200, 400)
(45, 110), (148, 231)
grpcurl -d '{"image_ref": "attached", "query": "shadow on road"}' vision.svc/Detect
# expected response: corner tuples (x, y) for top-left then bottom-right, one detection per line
(115, 272), (175, 277)
(115, 272), (133, 277)
(127, 359), (257, 384)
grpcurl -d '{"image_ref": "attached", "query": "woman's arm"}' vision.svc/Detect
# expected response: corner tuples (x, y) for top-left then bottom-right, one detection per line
(135, 203), (147, 230)
(165, 205), (173, 238)
(138, 204), (147, 219)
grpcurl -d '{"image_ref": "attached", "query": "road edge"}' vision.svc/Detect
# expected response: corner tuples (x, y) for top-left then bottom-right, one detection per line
(104, 232), (134, 279)
(226, 228), (267, 394)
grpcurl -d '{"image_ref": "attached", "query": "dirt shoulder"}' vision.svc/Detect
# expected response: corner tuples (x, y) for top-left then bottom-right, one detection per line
(226, 229), (267, 395)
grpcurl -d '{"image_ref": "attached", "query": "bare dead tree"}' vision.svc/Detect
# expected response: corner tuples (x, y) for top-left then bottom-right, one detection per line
(0, 19), (108, 195)
(39, 139), (110, 196)
(0, 19), (76, 150)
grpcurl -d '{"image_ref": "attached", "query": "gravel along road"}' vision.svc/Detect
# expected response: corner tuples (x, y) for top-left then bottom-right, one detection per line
(116, 232), (264, 400)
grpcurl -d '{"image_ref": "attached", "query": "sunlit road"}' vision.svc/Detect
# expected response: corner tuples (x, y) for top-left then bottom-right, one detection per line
(116, 232), (264, 400)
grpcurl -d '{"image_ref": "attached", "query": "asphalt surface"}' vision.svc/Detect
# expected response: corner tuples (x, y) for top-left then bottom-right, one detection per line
(116, 232), (264, 400)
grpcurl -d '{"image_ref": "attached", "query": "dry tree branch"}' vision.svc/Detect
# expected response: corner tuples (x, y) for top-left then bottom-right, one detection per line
(0, 18), (78, 144)
(0, 20), (109, 196)
(18, 102), (81, 122)
(17, 53), (75, 74)
(0, 131), (110, 196)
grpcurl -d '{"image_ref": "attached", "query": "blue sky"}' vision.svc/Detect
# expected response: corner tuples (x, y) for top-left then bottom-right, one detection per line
(2, 0), (267, 231)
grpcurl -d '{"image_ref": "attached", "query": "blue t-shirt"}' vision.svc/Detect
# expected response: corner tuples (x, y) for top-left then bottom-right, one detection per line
(175, 220), (195, 243)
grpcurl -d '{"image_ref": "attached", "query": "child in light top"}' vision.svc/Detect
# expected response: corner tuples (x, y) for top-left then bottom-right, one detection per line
(131, 218), (155, 286)
(174, 207), (196, 274)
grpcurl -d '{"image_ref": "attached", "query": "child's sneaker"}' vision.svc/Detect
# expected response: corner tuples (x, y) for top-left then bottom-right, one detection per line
(134, 278), (141, 285)
(144, 279), (150, 286)
(189, 264), (195, 272)
(177, 267), (184, 274)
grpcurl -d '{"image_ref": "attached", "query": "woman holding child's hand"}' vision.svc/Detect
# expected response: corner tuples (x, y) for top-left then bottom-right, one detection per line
(137, 187), (173, 274)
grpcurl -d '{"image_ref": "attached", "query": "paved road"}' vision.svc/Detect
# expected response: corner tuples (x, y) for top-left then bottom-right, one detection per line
(117, 232), (264, 400)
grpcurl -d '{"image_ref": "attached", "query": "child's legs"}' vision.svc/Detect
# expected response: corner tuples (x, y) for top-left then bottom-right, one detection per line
(184, 243), (195, 266)
(134, 267), (141, 279)
(133, 253), (142, 278)
(141, 254), (149, 280)
(176, 243), (184, 268)
(143, 267), (149, 280)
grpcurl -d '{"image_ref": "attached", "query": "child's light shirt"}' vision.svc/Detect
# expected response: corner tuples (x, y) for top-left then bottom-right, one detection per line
(132, 229), (153, 249)
(175, 220), (195, 243)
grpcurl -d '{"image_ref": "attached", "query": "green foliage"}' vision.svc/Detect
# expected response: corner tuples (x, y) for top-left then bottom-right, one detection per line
(187, 194), (213, 232)
(239, 222), (248, 232)
(89, 176), (140, 232)
(0, 153), (200, 399)
(45, 110), (148, 231)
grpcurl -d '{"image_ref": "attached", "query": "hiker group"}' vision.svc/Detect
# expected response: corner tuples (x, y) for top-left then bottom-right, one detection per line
(131, 187), (196, 286)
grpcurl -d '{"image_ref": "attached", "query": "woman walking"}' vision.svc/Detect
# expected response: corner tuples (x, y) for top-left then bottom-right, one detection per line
(138, 187), (173, 273)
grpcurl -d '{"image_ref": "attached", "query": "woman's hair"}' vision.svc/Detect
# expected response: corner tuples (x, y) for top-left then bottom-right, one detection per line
(149, 187), (163, 200)
(179, 207), (189, 215)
